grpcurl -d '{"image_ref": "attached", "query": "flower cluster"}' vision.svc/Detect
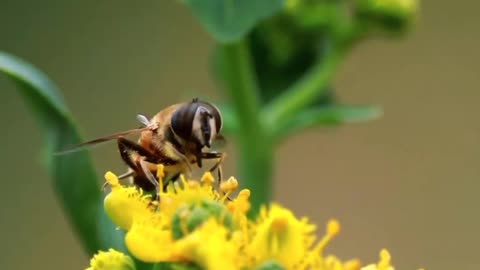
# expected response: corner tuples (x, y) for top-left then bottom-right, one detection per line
(86, 165), (421, 270)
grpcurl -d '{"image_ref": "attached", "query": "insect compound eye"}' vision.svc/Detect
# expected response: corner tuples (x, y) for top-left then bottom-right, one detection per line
(197, 101), (222, 134)
(198, 108), (213, 147)
(171, 99), (223, 147)
(171, 101), (200, 140)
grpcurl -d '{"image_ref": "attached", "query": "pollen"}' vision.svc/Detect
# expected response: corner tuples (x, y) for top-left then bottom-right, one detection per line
(238, 189), (250, 198)
(327, 219), (341, 237)
(186, 180), (200, 189)
(378, 249), (393, 269)
(345, 259), (362, 270)
(104, 171), (120, 188)
(201, 171), (215, 186)
(220, 177), (239, 193)
(156, 164), (165, 179)
(271, 216), (288, 232)
(156, 164), (165, 192)
(360, 249), (395, 270)
(227, 189), (251, 214)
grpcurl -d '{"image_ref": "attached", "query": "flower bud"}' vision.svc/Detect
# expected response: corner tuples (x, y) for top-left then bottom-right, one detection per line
(171, 199), (234, 239)
(255, 260), (285, 270)
(355, 0), (419, 33)
(86, 249), (135, 270)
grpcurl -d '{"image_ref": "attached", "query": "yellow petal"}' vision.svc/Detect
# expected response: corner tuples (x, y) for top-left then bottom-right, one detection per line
(173, 219), (239, 270)
(125, 216), (174, 263)
(104, 185), (153, 230)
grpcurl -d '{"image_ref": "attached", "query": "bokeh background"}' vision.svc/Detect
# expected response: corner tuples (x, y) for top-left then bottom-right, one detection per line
(1, 1), (479, 269)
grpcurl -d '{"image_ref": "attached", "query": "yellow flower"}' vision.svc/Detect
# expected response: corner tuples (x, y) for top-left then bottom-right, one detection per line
(86, 249), (135, 270)
(247, 203), (316, 269)
(101, 165), (248, 267)
(92, 166), (422, 270)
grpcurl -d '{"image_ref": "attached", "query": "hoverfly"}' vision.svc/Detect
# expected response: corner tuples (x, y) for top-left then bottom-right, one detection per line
(60, 98), (225, 195)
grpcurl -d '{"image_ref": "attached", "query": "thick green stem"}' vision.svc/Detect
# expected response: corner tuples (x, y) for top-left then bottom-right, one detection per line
(220, 40), (261, 126)
(263, 47), (345, 128)
(220, 40), (273, 213)
(237, 135), (274, 217)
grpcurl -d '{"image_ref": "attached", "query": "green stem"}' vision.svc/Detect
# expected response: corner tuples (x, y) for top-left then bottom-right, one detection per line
(220, 40), (273, 214)
(263, 46), (345, 128)
(152, 263), (162, 270)
(237, 138), (273, 217)
(272, 105), (383, 143)
(220, 40), (261, 126)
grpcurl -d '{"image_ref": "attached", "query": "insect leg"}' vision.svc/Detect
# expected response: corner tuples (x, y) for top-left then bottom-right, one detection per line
(118, 170), (135, 179)
(102, 137), (142, 191)
(117, 136), (158, 163)
(117, 137), (160, 197)
(139, 158), (159, 194)
(138, 160), (161, 207)
(201, 152), (225, 185)
(117, 138), (137, 170)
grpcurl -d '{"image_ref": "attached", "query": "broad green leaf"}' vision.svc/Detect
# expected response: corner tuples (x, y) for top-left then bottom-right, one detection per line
(0, 52), (123, 254)
(182, 0), (285, 43)
(274, 105), (383, 141)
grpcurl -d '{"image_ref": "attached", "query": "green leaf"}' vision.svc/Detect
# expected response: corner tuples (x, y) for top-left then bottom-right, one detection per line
(274, 105), (383, 141)
(0, 52), (122, 254)
(181, 0), (285, 43)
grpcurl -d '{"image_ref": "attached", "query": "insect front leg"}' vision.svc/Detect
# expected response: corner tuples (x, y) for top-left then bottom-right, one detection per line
(201, 152), (226, 185)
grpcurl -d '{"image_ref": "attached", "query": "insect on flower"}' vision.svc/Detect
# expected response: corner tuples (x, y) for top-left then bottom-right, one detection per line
(58, 98), (226, 196)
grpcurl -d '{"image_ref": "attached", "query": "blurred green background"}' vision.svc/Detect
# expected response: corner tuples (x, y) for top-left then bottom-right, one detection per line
(1, 0), (479, 269)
